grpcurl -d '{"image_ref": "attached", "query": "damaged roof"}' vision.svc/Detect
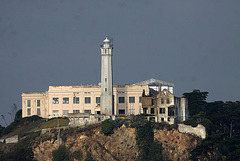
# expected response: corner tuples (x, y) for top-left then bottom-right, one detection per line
(134, 78), (174, 87)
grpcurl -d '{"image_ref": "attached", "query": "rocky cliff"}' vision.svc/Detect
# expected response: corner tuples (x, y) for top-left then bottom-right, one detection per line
(33, 124), (201, 161)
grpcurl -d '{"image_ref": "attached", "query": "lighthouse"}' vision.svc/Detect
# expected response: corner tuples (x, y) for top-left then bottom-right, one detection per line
(100, 37), (113, 115)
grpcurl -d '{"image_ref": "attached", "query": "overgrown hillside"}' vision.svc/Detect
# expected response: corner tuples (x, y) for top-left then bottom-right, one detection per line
(0, 116), (201, 161)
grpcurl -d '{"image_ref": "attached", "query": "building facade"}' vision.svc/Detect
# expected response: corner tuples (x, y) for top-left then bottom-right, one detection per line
(22, 84), (150, 118)
(142, 88), (188, 124)
(21, 37), (188, 124)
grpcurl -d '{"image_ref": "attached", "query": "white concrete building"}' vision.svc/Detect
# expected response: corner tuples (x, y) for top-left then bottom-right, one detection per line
(21, 37), (188, 124)
(22, 84), (150, 118)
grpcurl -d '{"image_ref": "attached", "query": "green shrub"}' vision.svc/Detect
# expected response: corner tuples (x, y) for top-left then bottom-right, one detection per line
(52, 145), (71, 161)
(101, 119), (115, 136)
(101, 118), (124, 136)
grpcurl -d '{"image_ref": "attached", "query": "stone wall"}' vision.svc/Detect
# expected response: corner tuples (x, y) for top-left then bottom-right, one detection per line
(178, 124), (206, 139)
(68, 114), (112, 126)
(5, 135), (18, 143)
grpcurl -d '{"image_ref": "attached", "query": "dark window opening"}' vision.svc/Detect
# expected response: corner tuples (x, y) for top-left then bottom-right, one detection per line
(167, 98), (170, 104)
(37, 108), (40, 115)
(129, 97), (135, 103)
(161, 98), (164, 104)
(53, 98), (59, 104)
(73, 97), (79, 104)
(37, 100), (40, 107)
(119, 97), (125, 103)
(85, 97), (91, 104)
(63, 97), (69, 104)
(96, 97), (100, 103)
(143, 108), (147, 114)
(27, 108), (31, 115)
(73, 110), (80, 113)
(84, 110), (91, 113)
(168, 107), (175, 116)
(151, 99), (154, 106)
(27, 100), (31, 107)
(160, 108), (165, 114)
(151, 108), (155, 114)
(119, 110), (125, 115)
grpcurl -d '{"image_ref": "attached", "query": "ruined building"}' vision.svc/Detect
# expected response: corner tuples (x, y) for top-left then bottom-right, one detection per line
(142, 82), (188, 124)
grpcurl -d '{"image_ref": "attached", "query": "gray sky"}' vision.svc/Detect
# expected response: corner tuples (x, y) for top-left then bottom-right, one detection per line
(0, 0), (240, 125)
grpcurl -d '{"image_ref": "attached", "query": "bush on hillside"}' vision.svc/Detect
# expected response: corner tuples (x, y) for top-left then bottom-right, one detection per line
(101, 118), (124, 136)
(52, 145), (71, 161)
(2, 115), (42, 136)
(101, 119), (115, 136)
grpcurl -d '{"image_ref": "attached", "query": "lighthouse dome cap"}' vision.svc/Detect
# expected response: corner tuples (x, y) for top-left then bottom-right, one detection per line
(103, 37), (110, 43)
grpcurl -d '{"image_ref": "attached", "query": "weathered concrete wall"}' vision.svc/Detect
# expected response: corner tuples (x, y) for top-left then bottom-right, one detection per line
(68, 115), (112, 126)
(178, 124), (206, 139)
(5, 135), (18, 143)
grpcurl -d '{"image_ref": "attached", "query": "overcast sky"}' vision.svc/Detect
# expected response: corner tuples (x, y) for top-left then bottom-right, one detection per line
(0, 0), (239, 126)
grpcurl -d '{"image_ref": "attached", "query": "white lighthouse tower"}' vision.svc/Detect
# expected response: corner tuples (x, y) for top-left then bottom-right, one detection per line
(100, 37), (113, 115)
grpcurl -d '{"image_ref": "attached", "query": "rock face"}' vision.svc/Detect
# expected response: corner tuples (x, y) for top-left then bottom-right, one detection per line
(154, 128), (201, 161)
(33, 124), (201, 161)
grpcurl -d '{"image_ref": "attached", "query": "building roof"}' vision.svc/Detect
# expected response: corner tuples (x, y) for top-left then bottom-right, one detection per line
(134, 78), (174, 87)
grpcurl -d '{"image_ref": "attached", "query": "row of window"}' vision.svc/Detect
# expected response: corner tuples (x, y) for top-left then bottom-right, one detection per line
(27, 108), (40, 115)
(27, 108), (93, 116)
(53, 97), (82, 104)
(118, 109), (144, 115)
(52, 96), (142, 104)
(26, 97), (169, 107)
(53, 110), (92, 115)
(53, 97), (98, 104)
(27, 100), (40, 107)
(143, 107), (174, 116)
(161, 98), (171, 104)
(119, 97), (142, 103)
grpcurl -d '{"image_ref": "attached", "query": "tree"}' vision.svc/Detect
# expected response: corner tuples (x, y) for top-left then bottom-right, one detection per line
(10, 104), (18, 122)
(1, 115), (7, 126)
(189, 101), (240, 160)
(0, 125), (4, 137)
(136, 121), (163, 161)
(14, 109), (22, 122)
(183, 89), (208, 117)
